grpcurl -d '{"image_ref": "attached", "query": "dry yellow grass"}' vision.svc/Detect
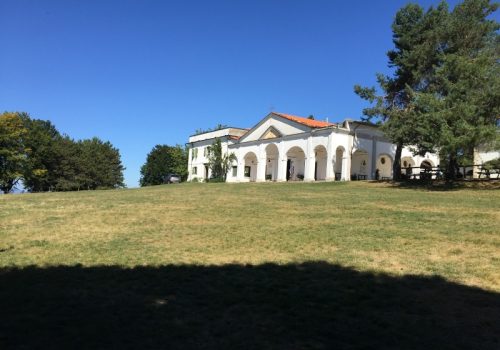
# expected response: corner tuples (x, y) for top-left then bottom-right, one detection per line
(1, 181), (499, 290)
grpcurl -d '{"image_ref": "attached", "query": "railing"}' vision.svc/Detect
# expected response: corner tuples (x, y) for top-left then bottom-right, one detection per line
(401, 164), (500, 180)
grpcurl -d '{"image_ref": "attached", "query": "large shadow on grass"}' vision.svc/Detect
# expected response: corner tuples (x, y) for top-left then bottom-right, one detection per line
(1, 262), (499, 349)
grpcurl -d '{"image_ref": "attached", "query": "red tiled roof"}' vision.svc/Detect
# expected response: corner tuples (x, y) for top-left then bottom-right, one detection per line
(272, 112), (335, 128)
(228, 135), (241, 140)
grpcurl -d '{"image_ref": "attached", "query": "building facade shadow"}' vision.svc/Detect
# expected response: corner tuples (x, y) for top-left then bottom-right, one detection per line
(1, 262), (499, 349)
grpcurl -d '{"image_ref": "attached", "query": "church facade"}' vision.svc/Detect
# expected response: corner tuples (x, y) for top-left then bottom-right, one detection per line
(186, 112), (440, 182)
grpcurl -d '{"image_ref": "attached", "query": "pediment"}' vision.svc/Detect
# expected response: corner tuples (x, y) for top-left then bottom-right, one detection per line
(260, 126), (282, 140)
(238, 113), (311, 143)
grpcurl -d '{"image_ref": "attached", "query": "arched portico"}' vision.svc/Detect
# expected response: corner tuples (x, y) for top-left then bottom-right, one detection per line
(265, 144), (279, 181)
(420, 159), (434, 169)
(376, 154), (393, 179)
(351, 149), (369, 180)
(286, 146), (305, 181)
(402, 157), (415, 168)
(314, 145), (327, 180)
(401, 156), (416, 178)
(335, 146), (346, 180)
(243, 152), (258, 182)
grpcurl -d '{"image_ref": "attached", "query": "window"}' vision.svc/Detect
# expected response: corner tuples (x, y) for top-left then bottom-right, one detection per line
(381, 157), (386, 164)
(191, 148), (198, 160)
(204, 147), (211, 157)
(232, 166), (237, 177)
(244, 166), (251, 177)
(192, 167), (197, 175)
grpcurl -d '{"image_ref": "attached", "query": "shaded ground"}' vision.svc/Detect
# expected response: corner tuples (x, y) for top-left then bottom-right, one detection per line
(1, 262), (499, 349)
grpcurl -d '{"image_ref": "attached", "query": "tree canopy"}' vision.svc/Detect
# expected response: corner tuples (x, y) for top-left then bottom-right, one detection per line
(0, 112), (28, 193)
(355, 0), (499, 179)
(207, 138), (236, 181)
(140, 145), (187, 186)
(0, 111), (125, 193)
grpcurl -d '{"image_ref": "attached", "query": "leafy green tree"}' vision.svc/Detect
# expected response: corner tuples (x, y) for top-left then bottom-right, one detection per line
(21, 114), (63, 192)
(0, 112), (28, 193)
(207, 138), (236, 181)
(140, 145), (187, 186)
(51, 136), (86, 191)
(78, 137), (125, 190)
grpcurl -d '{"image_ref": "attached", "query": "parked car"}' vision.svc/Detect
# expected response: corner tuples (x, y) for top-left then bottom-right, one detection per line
(164, 174), (181, 184)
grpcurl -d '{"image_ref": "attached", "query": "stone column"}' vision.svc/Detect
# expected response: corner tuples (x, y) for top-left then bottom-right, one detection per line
(237, 160), (245, 182)
(277, 141), (287, 182)
(342, 155), (350, 181)
(304, 136), (315, 181)
(256, 157), (267, 182)
(304, 156), (315, 181)
(371, 136), (377, 180)
(325, 133), (334, 181)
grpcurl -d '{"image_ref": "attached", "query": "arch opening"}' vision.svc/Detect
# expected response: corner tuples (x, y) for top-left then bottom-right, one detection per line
(351, 149), (369, 180)
(265, 144), (279, 181)
(286, 146), (305, 181)
(376, 154), (393, 179)
(243, 152), (258, 182)
(314, 145), (328, 181)
(335, 146), (346, 181)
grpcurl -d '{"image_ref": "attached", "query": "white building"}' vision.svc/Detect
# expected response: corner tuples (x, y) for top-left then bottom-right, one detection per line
(187, 112), (440, 182)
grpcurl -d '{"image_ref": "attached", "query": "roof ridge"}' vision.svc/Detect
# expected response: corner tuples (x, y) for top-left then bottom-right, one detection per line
(272, 112), (335, 128)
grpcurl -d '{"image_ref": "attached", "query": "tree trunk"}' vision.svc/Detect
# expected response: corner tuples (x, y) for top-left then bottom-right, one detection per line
(447, 153), (458, 181)
(393, 142), (403, 181)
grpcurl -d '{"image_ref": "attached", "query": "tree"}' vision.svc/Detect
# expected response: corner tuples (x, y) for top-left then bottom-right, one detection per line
(410, 0), (499, 178)
(21, 114), (63, 192)
(51, 136), (87, 191)
(355, 0), (499, 180)
(78, 137), (125, 190)
(207, 138), (236, 181)
(0, 112), (28, 193)
(354, 2), (448, 180)
(140, 145), (187, 186)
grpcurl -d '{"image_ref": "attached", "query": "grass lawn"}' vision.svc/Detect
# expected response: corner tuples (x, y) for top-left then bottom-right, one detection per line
(1, 181), (499, 349)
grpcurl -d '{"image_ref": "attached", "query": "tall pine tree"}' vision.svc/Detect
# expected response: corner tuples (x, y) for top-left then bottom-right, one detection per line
(355, 0), (499, 179)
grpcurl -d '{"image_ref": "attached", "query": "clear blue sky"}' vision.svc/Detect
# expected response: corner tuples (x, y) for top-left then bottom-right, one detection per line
(1, 0), (469, 187)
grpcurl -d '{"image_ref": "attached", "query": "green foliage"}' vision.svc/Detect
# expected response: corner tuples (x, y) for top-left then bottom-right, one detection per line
(1, 112), (125, 193)
(21, 115), (63, 192)
(77, 138), (125, 190)
(0, 112), (28, 193)
(355, 0), (499, 180)
(194, 124), (228, 135)
(207, 138), (236, 181)
(140, 145), (187, 186)
(483, 157), (500, 169)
